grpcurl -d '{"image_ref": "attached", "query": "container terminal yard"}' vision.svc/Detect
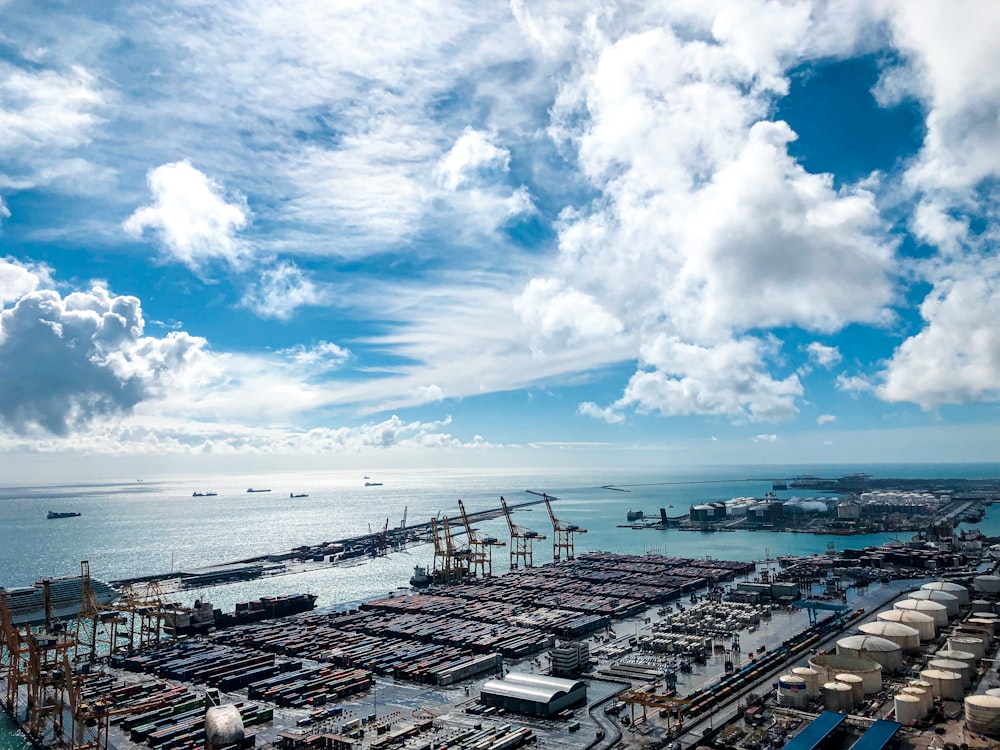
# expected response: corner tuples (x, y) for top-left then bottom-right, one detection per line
(2, 492), (1000, 750)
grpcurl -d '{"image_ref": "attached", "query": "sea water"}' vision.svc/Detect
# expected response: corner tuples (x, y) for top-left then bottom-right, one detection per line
(1, 462), (997, 743)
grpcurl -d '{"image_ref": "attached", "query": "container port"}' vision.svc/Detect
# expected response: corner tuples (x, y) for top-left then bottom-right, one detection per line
(2, 488), (1000, 750)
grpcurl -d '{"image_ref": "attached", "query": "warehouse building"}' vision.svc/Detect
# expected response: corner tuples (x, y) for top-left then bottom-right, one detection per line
(479, 673), (587, 717)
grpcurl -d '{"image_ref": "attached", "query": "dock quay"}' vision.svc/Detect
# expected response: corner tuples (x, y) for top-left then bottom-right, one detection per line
(4, 544), (1000, 750)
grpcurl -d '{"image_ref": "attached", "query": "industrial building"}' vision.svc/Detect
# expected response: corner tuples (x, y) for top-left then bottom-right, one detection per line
(479, 672), (587, 717)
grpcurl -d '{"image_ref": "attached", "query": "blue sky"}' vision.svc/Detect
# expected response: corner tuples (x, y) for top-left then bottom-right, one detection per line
(1, 0), (999, 479)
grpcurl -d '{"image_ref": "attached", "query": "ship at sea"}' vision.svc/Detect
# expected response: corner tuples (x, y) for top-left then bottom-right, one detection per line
(246, 488), (272, 493)
(0, 575), (119, 626)
(626, 509), (645, 522)
(163, 592), (318, 635)
(47, 511), (81, 519)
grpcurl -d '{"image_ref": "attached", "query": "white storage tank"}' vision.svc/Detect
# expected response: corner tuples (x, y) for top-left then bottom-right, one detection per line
(837, 634), (903, 671)
(835, 673), (864, 705)
(970, 599), (995, 615)
(859, 621), (920, 652)
(791, 666), (820, 698)
(957, 624), (993, 648)
(987, 688), (1000, 698)
(947, 636), (985, 660)
(902, 686), (931, 717)
(973, 575), (1000, 594)
(936, 648), (978, 670)
(878, 608), (936, 641)
(894, 693), (923, 724)
(908, 589), (959, 617)
(928, 658), (972, 686)
(823, 681), (854, 712)
(921, 581), (970, 606)
(809, 653), (882, 694)
(777, 675), (810, 709)
(969, 616), (999, 636)
(895, 598), (948, 628)
(920, 668), (964, 700)
(965, 695), (1000, 736)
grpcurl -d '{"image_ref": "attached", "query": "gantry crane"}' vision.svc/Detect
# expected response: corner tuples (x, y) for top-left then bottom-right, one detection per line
(457, 499), (506, 578)
(74, 561), (123, 665)
(430, 517), (449, 581)
(500, 496), (545, 569)
(543, 493), (587, 561)
(442, 516), (470, 583)
(0, 590), (26, 712)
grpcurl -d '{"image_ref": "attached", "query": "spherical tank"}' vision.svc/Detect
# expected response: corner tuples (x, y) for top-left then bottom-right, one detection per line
(894, 694), (922, 725)
(895, 598), (947, 628)
(919, 669), (964, 701)
(877, 609), (935, 641)
(859, 621), (920, 652)
(965, 695), (1000, 737)
(823, 682), (854, 713)
(921, 581), (969, 605)
(907, 589), (959, 617)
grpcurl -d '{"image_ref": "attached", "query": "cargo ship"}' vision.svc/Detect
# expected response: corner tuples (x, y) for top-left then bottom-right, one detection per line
(164, 592), (318, 635)
(47, 510), (82, 519)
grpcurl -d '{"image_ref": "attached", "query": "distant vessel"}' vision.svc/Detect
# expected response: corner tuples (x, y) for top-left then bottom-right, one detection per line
(409, 565), (431, 588)
(626, 510), (645, 522)
(47, 511), (81, 519)
(246, 488), (272, 493)
(772, 481), (788, 491)
(0, 575), (118, 626)
(364, 482), (383, 487)
(192, 491), (218, 497)
(290, 493), (309, 498)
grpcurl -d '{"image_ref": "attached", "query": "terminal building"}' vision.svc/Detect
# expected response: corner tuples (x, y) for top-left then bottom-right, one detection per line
(479, 673), (587, 717)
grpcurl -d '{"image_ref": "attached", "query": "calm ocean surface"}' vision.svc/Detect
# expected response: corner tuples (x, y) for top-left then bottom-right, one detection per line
(1, 463), (998, 748)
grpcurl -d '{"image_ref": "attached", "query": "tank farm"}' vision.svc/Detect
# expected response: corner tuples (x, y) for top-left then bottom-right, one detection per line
(2, 493), (1000, 750)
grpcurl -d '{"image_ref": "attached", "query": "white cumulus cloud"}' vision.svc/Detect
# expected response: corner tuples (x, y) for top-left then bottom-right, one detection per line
(241, 261), (326, 321)
(124, 160), (250, 270)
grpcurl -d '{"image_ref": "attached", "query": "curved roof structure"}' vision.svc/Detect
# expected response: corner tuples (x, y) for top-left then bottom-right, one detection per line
(838, 635), (901, 653)
(481, 673), (586, 704)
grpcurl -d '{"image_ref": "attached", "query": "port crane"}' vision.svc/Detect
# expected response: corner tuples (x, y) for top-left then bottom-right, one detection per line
(443, 516), (470, 582)
(430, 517), (449, 582)
(457, 499), (505, 578)
(500, 496), (545, 569)
(543, 493), (587, 561)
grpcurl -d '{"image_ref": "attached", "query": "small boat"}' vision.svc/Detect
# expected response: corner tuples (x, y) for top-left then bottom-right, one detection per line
(290, 493), (309, 498)
(410, 565), (431, 587)
(627, 509), (645, 522)
(364, 482), (383, 487)
(246, 488), (272, 493)
(192, 491), (218, 497)
(47, 511), (81, 519)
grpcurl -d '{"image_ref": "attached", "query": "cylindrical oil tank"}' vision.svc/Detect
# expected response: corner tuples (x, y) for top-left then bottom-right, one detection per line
(823, 681), (854, 712)
(971, 600), (995, 615)
(896, 598), (947, 627)
(969, 616), (999, 636)
(835, 673), (865, 705)
(965, 695), (1000, 736)
(974, 575), (1000, 594)
(791, 666), (820, 698)
(957, 624), (993, 648)
(878, 608), (936, 641)
(921, 581), (969, 606)
(920, 668), (964, 700)
(936, 648), (978, 670)
(947, 636), (985, 659)
(908, 590), (959, 617)
(837, 634), (903, 671)
(777, 675), (809, 709)
(928, 658), (972, 686)
(902, 686), (931, 717)
(859, 621), (920, 652)
(894, 693), (923, 724)
(809, 653), (882, 694)
(987, 688), (1000, 698)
